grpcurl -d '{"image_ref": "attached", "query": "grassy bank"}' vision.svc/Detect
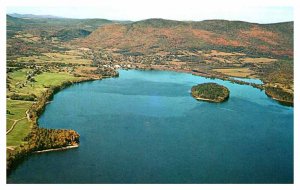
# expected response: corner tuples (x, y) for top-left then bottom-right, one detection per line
(6, 67), (105, 174)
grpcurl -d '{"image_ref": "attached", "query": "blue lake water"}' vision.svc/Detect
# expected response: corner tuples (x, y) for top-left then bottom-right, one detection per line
(231, 77), (263, 85)
(7, 70), (293, 184)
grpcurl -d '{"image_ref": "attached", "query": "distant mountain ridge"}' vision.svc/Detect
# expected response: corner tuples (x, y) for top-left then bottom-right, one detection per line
(8, 13), (62, 19)
(77, 18), (293, 58)
(6, 15), (115, 41)
(6, 15), (293, 58)
(8, 13), (133, 23)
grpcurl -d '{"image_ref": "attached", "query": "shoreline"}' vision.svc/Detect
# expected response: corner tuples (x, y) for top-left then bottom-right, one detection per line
(33, 144), (79, 154)
(132, 65), (293, 106)
(6, 76), (105, 174)
(134, 65), (265, 88)
(265, 90), (293, 106)
(193, 95), (229, 103)
(191, 83), (230, 103)
(6, 67), (292, 175)
(194, 97), (222, 103)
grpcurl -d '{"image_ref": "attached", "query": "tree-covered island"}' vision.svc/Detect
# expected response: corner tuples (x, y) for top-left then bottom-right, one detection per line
(191, 83), (230, 103)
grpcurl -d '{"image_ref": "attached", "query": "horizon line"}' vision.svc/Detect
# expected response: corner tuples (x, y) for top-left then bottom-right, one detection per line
(7, 13), (294, 25)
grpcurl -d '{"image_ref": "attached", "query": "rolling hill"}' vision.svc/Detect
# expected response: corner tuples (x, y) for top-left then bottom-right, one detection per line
(7, 15), (114, 40)
(8, 13), (62, 19)
(76, 18), (293, 58)
(6, 15), (294, 104)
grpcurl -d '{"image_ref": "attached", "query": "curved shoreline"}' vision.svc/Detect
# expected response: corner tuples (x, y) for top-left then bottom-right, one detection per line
(193, 95), (229, 103)
(265, 90), (293, 106)
(33, 145), (79, 153)
(6, 76), (106, 174)
(193, 97), (223, 103)
(133, 66), (293, 106)
(135, 66), (265, 90)
(6, 68), (292, 175)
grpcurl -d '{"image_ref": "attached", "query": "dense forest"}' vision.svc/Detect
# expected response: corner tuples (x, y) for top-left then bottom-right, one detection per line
(7, 127), (79, 174)
(265, 87), (293, 106)
(191, 83), (230, 102)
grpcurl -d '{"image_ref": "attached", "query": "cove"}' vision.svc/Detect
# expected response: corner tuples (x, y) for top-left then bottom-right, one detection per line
(7, 70), (293, 184)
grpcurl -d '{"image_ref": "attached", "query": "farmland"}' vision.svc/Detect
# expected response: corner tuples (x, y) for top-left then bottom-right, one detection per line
(6, 15), (293, 174)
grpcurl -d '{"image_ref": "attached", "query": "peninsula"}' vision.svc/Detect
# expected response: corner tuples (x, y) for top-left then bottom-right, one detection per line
(6, 14), (293, 175)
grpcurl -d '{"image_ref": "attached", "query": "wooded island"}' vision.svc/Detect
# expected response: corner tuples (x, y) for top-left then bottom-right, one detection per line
(191, 83), (229, 103)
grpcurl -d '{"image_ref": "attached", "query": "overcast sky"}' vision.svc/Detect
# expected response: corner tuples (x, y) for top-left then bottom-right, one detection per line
(6, 0), (293, 23)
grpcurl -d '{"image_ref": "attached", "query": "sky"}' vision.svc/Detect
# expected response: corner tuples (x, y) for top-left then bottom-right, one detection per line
(5, 0), (294, 23)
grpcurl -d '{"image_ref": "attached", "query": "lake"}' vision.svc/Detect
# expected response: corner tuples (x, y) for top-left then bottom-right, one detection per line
(231, 77), (263, 85)
(7, 70), (293, 184)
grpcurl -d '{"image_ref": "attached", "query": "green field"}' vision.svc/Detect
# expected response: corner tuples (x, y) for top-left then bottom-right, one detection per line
(6, 99), (32, 121)
(8, 69), (30, 81)
(7, 70), (79, 147)
(6, 119), (15, 131)
(34, 72), (78, 87)
(8, 69), (78, 97)
(7, 119), (32, 146)
(6, 99), (33, 146)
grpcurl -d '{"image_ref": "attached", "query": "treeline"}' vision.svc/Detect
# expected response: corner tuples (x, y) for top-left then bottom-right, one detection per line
(7, 78), (95, 174)
(28, 80), (75, 123)
(191, 82), (229, 102)
(10, 93), (37, 101)
(7, 128), (79, 174)
(91, 67), (119, 78)
(24, 128), (80, 151)
(256, 61), (293, 88)
(7, 67), (22, 73)
(265, 86), (293, 106)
